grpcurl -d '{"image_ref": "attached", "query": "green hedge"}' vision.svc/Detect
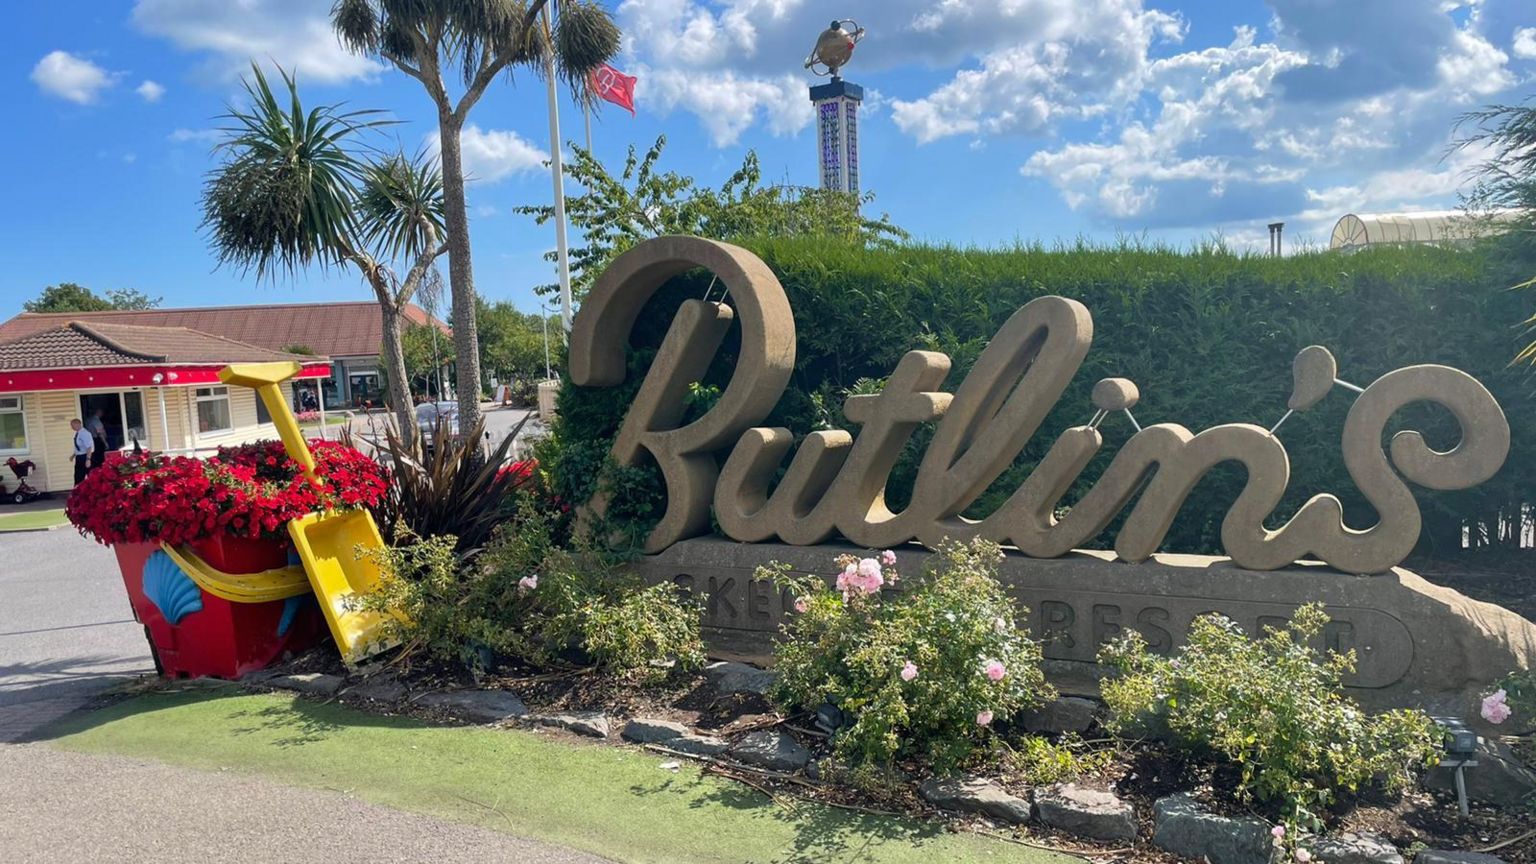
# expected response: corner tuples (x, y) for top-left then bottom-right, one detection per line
(547, 235), (1536, 558)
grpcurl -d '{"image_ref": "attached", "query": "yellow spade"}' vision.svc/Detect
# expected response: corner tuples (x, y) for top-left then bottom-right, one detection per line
(218, 361), (402, 665)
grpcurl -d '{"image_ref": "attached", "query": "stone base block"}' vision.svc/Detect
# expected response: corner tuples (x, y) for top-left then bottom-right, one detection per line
(631, 538), (1536, 724)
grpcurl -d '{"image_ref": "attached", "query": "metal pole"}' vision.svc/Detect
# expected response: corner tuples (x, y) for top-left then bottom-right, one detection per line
(542, 302), (553, 381)
(316, 375), (328, 441)
(542, 4), (575, 334)
(156, 385), (170, 453)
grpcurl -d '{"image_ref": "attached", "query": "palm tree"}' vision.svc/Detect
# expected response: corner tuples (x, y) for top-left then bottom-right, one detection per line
(202, 65), (447, 442)
(331, 0), (621, 431)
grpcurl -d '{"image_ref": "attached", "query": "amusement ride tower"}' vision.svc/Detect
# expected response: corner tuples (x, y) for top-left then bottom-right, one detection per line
(804, 20), (866, 195)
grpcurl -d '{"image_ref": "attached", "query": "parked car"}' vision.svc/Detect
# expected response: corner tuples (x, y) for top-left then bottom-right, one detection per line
(415, 400), (460, 439)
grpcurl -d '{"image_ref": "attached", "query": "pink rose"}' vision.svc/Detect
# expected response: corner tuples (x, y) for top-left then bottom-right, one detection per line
(518, 573), (538, 593)
(794, 598), (808, 613)
(1482, 689), (1512, 725)
(976, 710), (994, 727)
(900, 661), (918, 682)
(1295, 850), (1311, 864)
(983, 660), (1006, 682)
(1271, 826), (1286, 840)
(880, 549), (897, 567)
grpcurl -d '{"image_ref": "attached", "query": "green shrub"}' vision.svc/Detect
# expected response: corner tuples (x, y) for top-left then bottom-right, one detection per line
(552, 235), (1536, 557)
(770, 538), (1052, 772)
(366, 497), (703, 680)
(581, 583), (705, 680)
(1006, 734), (1114, 787)
(1098, 603), (1441, 831)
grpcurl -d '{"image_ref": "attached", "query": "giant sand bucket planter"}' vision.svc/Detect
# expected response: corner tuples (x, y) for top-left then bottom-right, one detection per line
(113, 534), (324, 679)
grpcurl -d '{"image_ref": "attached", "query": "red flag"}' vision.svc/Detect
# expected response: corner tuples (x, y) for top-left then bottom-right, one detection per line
(589, 63), (637, 116)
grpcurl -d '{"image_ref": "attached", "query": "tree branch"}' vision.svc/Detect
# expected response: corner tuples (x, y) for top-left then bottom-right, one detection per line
(405, 25), (450, 110)
(454, 54), (514, 124)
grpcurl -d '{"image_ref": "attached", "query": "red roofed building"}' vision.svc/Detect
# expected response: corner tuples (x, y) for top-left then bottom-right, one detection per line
(0, 300), (448, 410)
(0, 316), (339, 495)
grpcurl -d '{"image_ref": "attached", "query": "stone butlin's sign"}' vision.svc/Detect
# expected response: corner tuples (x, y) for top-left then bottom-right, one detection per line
(572, 235), (1508, 574)
(569, 235), (1536, 712)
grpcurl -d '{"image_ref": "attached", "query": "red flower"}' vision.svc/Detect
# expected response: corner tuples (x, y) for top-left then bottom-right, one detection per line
(67, 439), (389, 547)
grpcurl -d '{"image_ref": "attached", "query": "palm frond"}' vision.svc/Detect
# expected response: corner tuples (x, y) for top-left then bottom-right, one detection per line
(357, 150), (447, 264)
(201, 64), (388, 280)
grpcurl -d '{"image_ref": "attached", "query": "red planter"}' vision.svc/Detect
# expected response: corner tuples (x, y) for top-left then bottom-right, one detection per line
(113, 536), (326, 680)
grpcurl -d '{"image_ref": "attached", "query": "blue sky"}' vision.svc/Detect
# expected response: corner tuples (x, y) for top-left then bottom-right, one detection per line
(4, 0), (1533, 320)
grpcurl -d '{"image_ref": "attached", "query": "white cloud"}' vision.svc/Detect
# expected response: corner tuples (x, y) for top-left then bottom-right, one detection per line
(637, 67), (808, 146)
(135, 79), (165, 102)
(890, 2), (1184, 143)
(1009, 0), (1529, 234)
(132, 0), (386, 84)
(614, 0), (1180, 148)
(168, 128), (222, 144)
(1512, 26), (1536, 60)
(31, 51), (116, 104)
(426, 126), (549, 184)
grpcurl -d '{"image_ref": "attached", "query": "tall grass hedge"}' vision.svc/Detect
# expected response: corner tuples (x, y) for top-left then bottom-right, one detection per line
(547, 235), (1536, 560)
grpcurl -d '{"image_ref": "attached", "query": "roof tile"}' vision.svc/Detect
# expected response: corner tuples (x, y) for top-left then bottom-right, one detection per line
(0, 321), (323, 370)
(0, 301), (445, 358)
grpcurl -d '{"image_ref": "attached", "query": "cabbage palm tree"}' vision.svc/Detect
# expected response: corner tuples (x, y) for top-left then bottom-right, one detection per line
(331, 0), (621, 431)
(202, 64), (447, 442)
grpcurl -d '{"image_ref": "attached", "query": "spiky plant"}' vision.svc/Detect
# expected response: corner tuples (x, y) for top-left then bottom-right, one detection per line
(1454, 99), (1536, 362)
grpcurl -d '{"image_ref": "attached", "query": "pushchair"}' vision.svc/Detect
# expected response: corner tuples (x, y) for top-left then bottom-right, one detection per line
(2, 457), (42, 504)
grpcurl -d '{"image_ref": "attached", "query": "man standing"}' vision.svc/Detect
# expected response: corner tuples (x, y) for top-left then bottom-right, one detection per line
(70, 419), (94, 486)
(85, 408), (109, 469)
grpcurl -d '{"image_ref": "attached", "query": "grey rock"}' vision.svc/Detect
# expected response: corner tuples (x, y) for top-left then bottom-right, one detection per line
(1021, 696), (1099, 735)
(417, 689), (527, 723)
(1311, 833), (1402, 864)
(621, 717), (690, 744)
(705, 661), (777, 696)
(1153, 794), (1278, 864)
(347, 675), (407, 703)
(1425, 737), (1536, 805)
(1417, 852), (1508, 864)
(728, 730), (809, 772)
(918, 776), (1033, 826)
(265, 673), (344, 696)
(530, 711), (610, 739)
(666, 734), (729, 757)
(1034, 783), (1136, 842)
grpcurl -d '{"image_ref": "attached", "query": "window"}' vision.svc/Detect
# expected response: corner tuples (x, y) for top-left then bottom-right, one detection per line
(195, 386), (232, 434)
(0, 396), (26, 453)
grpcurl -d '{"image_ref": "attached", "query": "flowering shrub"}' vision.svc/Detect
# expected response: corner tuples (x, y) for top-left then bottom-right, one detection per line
(1099, 604), (1441, 835)
(295, 410), (321, 423)
(366, 497), (702, 680)
(769, 538), (1052, 771)
(66, 439), (387, 547)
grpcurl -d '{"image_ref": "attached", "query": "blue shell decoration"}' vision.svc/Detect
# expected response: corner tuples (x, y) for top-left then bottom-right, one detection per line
(277, 595), (308, 638)
(142, 551), (204, 625)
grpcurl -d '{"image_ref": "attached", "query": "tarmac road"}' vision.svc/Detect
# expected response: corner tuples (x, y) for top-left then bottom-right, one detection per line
(0, 745), (612, 864)
(0, 530), (607, 864)
(0, 528), (153, 742)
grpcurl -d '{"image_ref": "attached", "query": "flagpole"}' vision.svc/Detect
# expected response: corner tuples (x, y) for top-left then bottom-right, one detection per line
(542, 4), (574, 335)
(583, 101), (592, 155)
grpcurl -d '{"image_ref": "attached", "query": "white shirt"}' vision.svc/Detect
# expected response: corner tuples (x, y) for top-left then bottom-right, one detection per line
(73, 428), (94, 456)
